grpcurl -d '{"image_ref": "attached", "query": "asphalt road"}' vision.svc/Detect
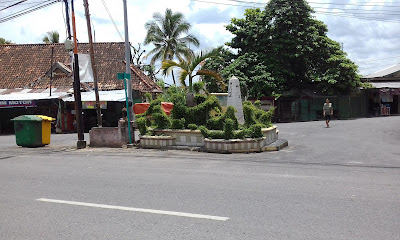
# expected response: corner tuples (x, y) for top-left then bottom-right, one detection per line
(0, 117), (399, 239)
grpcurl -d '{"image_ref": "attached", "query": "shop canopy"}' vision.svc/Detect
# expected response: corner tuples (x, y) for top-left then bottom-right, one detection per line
(62, 89), (126, 102)
(0, 88), (69, 101)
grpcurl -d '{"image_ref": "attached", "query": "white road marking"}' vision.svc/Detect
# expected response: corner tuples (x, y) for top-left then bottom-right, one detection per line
(36, 198), (229, 221)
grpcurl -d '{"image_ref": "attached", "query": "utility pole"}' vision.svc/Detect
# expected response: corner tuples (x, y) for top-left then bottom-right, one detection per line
(83, 0), (102, 127)
(71, 0), (86, 149)
(123, 0), (134, 142)
(49, 46), (54, 96)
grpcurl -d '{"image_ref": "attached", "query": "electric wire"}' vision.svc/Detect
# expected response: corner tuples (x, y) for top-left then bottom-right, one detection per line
(99, 0), (124, 41)
(0, 0), (59, 23)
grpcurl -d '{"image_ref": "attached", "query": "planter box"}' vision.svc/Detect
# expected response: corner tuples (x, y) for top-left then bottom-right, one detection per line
(262, 126), (278, 145)
(140, 135), (176, 148)
(204, 137), (266, 153)
(153, 129), (204, 147)
(144, 126), (279, 152)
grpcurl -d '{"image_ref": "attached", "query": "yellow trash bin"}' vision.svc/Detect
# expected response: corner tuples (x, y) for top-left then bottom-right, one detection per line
(36, 115), (55, 145)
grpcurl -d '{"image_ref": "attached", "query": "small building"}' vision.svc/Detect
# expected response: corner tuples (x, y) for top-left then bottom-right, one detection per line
(362, 64), (400, 116)
(0, 42), (162, 133)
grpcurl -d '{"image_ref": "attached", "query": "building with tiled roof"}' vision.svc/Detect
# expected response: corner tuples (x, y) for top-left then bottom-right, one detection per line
(0, 42), (162, 93)
(0, 42), (162, 134)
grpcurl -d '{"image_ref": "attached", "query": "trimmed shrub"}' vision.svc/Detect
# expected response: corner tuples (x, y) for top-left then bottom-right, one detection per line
(136, 117), (147, 135)
(243, 104), (257, 128)
(188, 124), (198, 130)
(199, 125), (209, 138)
(259, 108), (275, 127)
(248, 124), (263, 138)
(194, 94), (207, 105)
(186, 95), (221, 126)
(153, 112), (171, 129)
(223, 119), (234, 140)
(193, 81), (205, 94)
(206, 106), (238, 130)
(254, 100), (261, 109)
(171, 118), (185, 129)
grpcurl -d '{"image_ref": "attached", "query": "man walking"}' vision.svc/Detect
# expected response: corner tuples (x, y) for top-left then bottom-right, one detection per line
(323, 99), (333, 128)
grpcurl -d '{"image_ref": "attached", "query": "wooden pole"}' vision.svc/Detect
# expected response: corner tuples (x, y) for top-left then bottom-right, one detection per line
(71, 0), (86, 149)
(83, 0), (102, 127)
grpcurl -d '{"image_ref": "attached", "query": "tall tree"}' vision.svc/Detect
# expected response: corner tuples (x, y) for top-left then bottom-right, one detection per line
(144, 8), (199, 85)
(161, 48), (225, 93)
(224, 0), (363, 97)
(42, 31), (60, 44)
(0, 37), (13, 44)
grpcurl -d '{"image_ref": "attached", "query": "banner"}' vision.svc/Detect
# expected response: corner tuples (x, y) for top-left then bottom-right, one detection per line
(82, 101), (107, 109)
(0, 100), (35, 108)
(72, 54), (94, 82)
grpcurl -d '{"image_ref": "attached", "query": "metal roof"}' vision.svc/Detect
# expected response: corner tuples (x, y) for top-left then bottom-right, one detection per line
(62, 89), (126, 102)
(0, 88), (70, 100)
(363, 64), (400, 79)
(370, 82), (400, 89)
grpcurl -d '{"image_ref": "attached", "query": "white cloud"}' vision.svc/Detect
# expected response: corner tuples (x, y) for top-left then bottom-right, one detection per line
(1, 0), (399, 81)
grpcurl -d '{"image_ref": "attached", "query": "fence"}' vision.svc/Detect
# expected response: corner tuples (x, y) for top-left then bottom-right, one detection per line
(275, 92), (368, 122)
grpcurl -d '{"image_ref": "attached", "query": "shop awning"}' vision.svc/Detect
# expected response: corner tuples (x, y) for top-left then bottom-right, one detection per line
(0, 88), (70, 101)
(370, 82), (400, 89)
(62, 89), (126, 102)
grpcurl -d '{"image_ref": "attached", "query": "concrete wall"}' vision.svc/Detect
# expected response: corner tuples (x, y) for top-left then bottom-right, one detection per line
(153, 129), (204, 147)
(89, 120), (135, 148)
(89, 127), (123, 148)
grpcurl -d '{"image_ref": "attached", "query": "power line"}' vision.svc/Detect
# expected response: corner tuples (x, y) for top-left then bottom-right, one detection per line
(191, 0), (400, 23)
(0, 0), (26, 12)
(99, 0), (124, 41)
(357, 55), (400, 64)
(0, 0), (58, 23)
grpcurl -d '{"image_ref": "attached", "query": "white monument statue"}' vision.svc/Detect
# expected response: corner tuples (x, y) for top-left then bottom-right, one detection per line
(227, 76), (244, 124)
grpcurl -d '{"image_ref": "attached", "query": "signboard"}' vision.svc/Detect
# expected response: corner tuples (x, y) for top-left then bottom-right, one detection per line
(0, 100), (35, 108)
(82, 101), (107, 109)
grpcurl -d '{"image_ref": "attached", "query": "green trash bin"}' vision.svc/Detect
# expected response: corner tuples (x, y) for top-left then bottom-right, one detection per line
(11, 115), (44, 147)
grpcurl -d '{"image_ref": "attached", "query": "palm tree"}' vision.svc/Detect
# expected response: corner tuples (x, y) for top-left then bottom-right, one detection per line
(144, 8), (199, 85)
(161, 49), (226, 94)
(42, 31), (60, 44)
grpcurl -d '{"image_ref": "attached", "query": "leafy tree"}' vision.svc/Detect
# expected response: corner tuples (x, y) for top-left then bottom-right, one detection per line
(200, 46), (235, 93)
(144, 8), (199, 85)
(0, 37), (13, 44)
(161, 48), (225, 93)
(42, 31), (60, 44)
(224, 0), (362, 97)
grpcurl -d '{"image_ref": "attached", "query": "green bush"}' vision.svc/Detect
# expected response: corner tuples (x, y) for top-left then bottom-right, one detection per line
(193, 81), (205, 94)
(206, 106), (238, 130)
(248, 124), (263, 138)
(171, 118), (185, 129)
(170, 93), (187, 120)
(243, 104), (257, 128)
(152, 112), (171, 129)
(209, 131), (225, 139)
(144, 98), (163, 116)
(188, 124), (198, 130)
(136, 117), (147, 135)
(199, 125), (224, 139)
(223, 119), (234, 140)
(259, 108), (275, 127)
(206, 117), (221, 130)
(194, 94), (207, 105)
(199, 125), (210, 138)
(254, 100), (261, 109)
(186, 95), (221, 126)
(234, 129), (246, 139)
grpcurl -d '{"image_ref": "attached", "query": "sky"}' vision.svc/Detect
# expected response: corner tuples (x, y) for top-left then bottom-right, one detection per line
(1, 0), (400, 85)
